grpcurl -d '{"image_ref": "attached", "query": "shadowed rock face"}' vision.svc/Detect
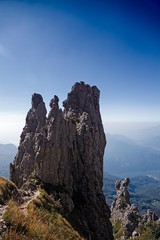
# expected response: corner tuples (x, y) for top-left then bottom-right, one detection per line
(10, 82), (113, 240)
(10, 93), (47, 187)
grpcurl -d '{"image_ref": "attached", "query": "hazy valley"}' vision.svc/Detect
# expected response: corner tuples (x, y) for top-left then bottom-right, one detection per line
(104, 126), (160, 178)
(1, 126), (160, 218)
(0, 144), (17, 179)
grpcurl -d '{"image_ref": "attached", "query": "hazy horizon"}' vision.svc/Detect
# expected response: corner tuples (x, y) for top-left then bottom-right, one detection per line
(0, 114), (159, 146)
(0, 0), (160, 145)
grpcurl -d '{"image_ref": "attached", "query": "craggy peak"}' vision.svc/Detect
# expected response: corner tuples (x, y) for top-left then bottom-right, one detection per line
(10, 82), (113, 240)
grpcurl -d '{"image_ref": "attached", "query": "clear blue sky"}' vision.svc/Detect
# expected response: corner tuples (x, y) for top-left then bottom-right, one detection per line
(0, 0), (160, 144)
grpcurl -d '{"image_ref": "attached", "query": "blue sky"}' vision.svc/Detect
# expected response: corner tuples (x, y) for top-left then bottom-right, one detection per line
(0, 0), (160, 144)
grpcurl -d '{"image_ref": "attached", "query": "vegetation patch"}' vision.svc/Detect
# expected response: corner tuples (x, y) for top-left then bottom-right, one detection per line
(0, 177), (18, 204)
(112, 220), (123, 239)
(136, 222), (160, 240)
(2, 189), (85, 240)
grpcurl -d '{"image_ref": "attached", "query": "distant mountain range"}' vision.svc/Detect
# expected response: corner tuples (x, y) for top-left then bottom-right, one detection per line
(0, 143), (17, 178)
(144, 135), (160, 151)
(138, 124), (160, 143)
(104, 133), (160, 177)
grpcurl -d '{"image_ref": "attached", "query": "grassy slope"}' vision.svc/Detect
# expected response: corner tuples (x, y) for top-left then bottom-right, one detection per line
(0, 178), (85, 240)
(0, 176), (18, 204)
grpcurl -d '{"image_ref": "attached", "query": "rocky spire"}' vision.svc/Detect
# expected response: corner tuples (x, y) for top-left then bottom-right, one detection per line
(10, 93), (47, 187)
(142, 209), (159, 223)
(10, 82), (113, 240)
(111, 178), (141, 238)
(111, 178), (131, 212)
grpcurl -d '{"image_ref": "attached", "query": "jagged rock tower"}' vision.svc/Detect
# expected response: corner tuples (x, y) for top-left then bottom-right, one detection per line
(111, 178), (141, 238)
(10, 82), (113, 240)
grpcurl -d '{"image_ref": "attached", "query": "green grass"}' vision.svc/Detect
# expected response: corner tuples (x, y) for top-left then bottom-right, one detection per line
(112, 219), (123, 239)
(136, 223), (160, 240)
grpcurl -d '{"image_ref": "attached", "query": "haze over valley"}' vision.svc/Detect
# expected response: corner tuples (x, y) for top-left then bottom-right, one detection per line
(1, 123), (160, 218)
(104, 123), (160, 178)
(1, 121), (160, 179)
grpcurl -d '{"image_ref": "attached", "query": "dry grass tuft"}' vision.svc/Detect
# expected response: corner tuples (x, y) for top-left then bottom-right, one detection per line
(0, 177), (18, 204)
(2, 189), (85, 240)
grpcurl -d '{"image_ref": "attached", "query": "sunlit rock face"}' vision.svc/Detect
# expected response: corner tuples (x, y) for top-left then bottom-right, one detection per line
(111, 178), (141, 238)
(10, 82), (113, 240)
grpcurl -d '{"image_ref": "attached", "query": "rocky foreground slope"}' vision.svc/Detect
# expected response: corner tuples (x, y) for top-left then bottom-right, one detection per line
(10, 82), (113, 240)
(0, 176), (86, 240)
(111, 178), (160, 239)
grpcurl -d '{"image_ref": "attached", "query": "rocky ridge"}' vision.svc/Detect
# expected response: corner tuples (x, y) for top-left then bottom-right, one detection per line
(10, 82), (113, 240)
(111, 178), (160, 239)
(111, 178), (141, 238)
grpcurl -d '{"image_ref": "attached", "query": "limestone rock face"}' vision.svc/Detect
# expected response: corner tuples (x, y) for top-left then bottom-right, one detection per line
(111, 178), (160, 239)
(10, 93), (47, 187)
(10, 82), (113, 240)
(111, 178), (141, 238)
(142, 209), (159, 223)
(111, 178), (131, 213)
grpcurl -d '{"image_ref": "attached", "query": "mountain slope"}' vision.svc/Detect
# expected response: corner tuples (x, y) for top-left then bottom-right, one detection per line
(104, 134), (160, 177)
(0, 176), (85, 240)
(144, 136), (160, 151)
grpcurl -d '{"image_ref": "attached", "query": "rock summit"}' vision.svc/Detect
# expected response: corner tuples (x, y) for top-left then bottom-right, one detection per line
(10, 82), (113, 240)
